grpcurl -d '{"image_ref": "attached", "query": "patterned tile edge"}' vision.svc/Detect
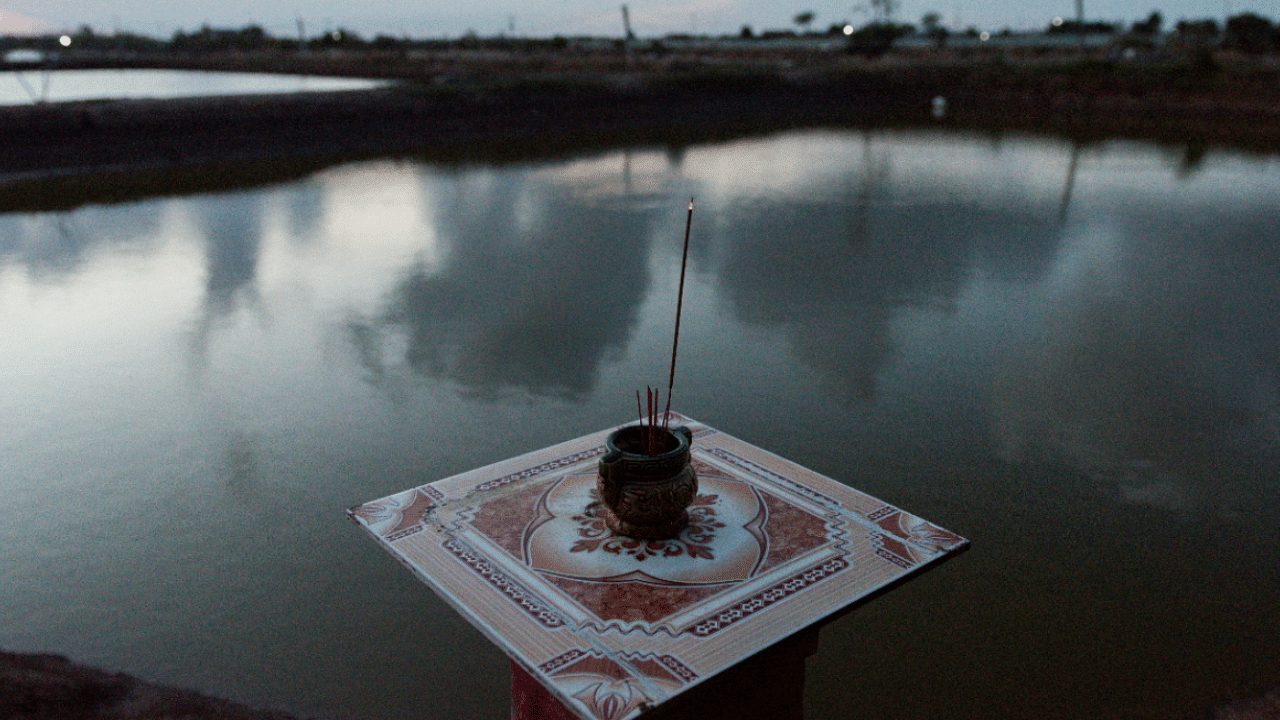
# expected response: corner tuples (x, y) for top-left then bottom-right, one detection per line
(442, 535), (567, 629)
(474, 446), (608, 493)
(685, 556), (850, 637)
(704, 446), (843, 510)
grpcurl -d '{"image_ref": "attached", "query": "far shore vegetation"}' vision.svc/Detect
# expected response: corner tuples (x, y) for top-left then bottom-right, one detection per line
(4, 9), (1280, 69)
(6, 8), (1280, 189)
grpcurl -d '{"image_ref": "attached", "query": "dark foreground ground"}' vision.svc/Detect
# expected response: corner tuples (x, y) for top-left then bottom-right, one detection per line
(0, 650), (307, 720)
(1, 648), (1278, 720)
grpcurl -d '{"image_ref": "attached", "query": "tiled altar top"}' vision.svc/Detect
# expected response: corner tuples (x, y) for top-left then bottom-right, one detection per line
(348, 414), (968, 720)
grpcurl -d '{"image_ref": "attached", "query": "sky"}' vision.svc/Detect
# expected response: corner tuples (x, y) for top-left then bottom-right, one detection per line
(3, 0), (1279, 40)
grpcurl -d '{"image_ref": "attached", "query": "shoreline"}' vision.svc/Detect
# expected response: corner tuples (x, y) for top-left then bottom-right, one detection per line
(3, 52), (1280, 211)
(0, 649), (308, 720)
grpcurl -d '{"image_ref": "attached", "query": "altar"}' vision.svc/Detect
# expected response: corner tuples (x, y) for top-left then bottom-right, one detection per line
(347, 414), (968, 720)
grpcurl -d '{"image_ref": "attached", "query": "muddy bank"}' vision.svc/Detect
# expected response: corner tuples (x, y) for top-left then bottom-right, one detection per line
(3, 56), (1280, 195)
(0, 650), (310, 720)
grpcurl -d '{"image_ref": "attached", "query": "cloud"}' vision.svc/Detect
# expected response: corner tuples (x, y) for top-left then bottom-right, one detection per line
(0, 8), (49, 35)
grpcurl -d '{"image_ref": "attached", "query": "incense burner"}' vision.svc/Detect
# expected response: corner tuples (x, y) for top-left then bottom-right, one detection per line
(596, 425), (697, 540)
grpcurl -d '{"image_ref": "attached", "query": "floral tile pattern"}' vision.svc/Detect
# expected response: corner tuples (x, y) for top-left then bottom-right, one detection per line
(348, 414), (968, 720)
(567, 490), (725, 560)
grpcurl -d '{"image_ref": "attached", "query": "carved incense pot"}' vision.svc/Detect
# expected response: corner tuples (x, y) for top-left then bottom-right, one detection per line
(596, 425), (698, 540)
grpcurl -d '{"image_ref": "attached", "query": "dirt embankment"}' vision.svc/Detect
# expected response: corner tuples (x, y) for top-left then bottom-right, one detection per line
(3, 49), (1280, 188)
(0, 650), (309, 720)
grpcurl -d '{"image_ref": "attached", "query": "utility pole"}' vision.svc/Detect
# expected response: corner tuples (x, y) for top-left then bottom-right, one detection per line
(1075, 0), (1085, 49)
(621, 4), (635, 69)
(870, 0), (897, 24)
(621, 4), (635, 41)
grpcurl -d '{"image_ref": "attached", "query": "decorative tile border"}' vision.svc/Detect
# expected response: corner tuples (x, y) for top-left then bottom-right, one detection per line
(686, 556), (851, 637)
(870, 532), (919, 569)
(868, 504), (967, 555)
(474, 446), (608, 492)
(349, 486), (445, 541)
(536, 649), (700, 720)
(539, 649), (698, 686)
(705, 446), (843, 509)
(441, 536), (566, 629)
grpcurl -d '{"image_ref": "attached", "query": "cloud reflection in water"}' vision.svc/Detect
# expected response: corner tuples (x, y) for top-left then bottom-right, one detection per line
(990, 208), (1280, 519)
(359, 171), (664, 400)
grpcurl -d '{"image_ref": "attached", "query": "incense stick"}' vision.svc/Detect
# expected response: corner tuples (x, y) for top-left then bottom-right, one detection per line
(630, 198), (695, 456)
(663, 197), (694, 431)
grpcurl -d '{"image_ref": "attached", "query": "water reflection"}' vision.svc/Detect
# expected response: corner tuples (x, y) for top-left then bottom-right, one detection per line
(712, 193), (1060, 399)
(358, 171), (664, 399)
(1058, 142), (1081, 225)
(0, 69), (388, 106)
(0, 202), (161, 277)
(1, 130), (1278, 720)
(1176, 142), (1210, 178)
(275, 178), (328, 245)
(845, 131), (891, 246)
(991, 208), (1280, 520)
(187, 191), (266, 372)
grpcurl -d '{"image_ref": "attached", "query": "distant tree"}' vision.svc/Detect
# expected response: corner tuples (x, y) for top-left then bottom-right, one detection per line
(1046, 19), (1117, 34)
(1173, 18), (1219, 47)
(170, 24), (277, 52)
(1224, 13), (1278, 53)
(1131, 11), (1162, 35)
(845, 21), (911, 57)
(1175, 18), (1218, 37)
(740, 24), (755, 39)
(794, 11), (816, 32)
(1170, 18), (1221, 71)
(110, 31), (167, 52)
(921, 11), (948, 48)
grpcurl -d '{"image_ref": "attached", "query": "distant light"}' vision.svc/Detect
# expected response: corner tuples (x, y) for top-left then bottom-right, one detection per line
(979, 31), (991, 41)
(59, 35), (72, 47)
(843, 24), (854, 35)
(1052, 16), (1064, 26)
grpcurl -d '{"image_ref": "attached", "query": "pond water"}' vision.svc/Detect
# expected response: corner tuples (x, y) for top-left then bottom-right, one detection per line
(0, 68), (389, 105)
(1, 129), (1278, 720)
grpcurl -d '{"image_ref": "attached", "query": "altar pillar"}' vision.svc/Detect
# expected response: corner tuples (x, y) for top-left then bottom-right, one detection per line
(512, 626), (820, 720)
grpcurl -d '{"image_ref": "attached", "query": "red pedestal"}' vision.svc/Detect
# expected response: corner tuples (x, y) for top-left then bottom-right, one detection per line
(512, 626), (820, 720)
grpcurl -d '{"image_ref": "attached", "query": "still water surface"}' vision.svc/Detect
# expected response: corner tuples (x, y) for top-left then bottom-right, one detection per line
(0, 69), (389, 105)
(1, 130), (1278, 719)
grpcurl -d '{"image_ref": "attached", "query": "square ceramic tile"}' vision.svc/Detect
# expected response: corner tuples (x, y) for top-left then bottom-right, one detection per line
(348, 414), (967, 720)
